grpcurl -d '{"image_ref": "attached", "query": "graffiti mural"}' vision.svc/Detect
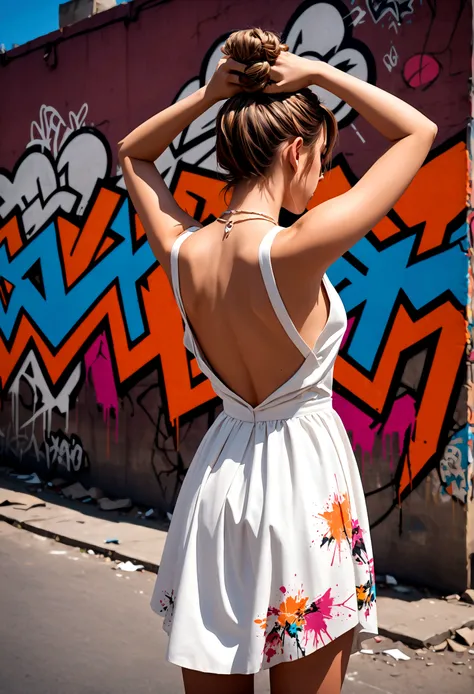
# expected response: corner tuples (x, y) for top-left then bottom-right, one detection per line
(0, 0), (470, 535)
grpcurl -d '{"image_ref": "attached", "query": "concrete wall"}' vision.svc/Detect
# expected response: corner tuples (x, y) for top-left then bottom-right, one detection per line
(0, 0), (472, 592)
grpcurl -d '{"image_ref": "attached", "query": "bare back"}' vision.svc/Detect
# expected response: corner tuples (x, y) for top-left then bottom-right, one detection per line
(173, 221), (331, 408)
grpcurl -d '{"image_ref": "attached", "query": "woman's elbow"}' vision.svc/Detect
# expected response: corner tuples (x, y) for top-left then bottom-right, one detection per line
(420, 119), (438, 143)
(117, 139), (128, 161)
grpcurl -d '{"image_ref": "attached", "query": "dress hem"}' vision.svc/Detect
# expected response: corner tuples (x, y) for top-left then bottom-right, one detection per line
(152, 604), (378, 675)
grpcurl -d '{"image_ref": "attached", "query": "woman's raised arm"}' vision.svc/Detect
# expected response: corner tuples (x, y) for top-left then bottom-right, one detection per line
(266, 54), (438, 270)
(117, 57), (244, 270)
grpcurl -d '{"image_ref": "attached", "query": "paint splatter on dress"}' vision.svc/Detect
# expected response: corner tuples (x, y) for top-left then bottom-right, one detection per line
(151, 225), (378, 674)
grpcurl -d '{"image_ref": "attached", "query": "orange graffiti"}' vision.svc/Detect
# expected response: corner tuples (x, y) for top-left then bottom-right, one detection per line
(0, 217), (23, 257)
(58, 188), (121, 288)
(173, 169), (227, 220)
(312, 141), (466, 254)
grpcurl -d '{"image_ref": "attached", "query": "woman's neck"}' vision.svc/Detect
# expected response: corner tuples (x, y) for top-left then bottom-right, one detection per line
(227, 179), (283, 221)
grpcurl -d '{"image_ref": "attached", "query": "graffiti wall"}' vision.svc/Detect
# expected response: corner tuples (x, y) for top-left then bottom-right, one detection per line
(466, 0), (474, 591)
(0, 0), (471, 590)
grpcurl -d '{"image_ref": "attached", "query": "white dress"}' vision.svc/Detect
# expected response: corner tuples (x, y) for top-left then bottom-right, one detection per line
(151, 225), (378, 674)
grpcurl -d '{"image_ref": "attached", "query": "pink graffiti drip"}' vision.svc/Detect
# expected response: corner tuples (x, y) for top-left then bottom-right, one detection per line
(336, 317), (415, 470)
(84, 333), (119, 441)
(333, 390), (415, 472)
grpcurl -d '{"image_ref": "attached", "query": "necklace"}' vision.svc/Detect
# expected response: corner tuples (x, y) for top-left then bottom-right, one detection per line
(216, 209), (278, 238)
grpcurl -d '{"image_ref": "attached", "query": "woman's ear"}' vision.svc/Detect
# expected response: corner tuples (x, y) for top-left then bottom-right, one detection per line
(287, 136), (304, 173)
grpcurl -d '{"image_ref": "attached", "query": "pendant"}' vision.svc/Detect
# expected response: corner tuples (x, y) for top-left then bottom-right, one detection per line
(224, 220), (233, 238)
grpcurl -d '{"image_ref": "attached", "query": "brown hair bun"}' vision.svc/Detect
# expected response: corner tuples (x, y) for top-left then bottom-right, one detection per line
(222, 28), (288, 93)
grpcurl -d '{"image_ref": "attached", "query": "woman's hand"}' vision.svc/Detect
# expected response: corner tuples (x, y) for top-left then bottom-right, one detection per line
(204, 57), (246, 103)
(264, 52), (317, 94)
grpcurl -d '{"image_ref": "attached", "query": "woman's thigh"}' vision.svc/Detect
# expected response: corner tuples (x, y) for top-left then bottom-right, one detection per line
(182, 669), (254, 694)
(269, 628), (355, 694)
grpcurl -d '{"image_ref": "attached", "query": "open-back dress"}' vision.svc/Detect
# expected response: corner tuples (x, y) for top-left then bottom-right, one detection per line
(151, 225), (378, 674)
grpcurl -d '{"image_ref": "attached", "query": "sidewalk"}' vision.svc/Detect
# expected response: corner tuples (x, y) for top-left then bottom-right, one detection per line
(1, 474), (473, 650)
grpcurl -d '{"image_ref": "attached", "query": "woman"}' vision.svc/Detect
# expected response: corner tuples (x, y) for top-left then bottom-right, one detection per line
(118, 28), (437, 694)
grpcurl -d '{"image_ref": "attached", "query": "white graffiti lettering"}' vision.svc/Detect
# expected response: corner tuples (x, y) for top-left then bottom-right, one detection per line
(9, 350), (81, 438)
(44, 430), (89, 472)
(28, 103), (88, 158)
(0, 106), (109, 237)
(0, 423), (44, 463)
(347, 6), (367, 27)
(366, 0), (415, 24)
(383, 44), (399, 72)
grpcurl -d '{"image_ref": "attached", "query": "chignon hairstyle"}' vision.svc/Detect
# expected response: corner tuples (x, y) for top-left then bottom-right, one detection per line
(216, 28), (338, 193)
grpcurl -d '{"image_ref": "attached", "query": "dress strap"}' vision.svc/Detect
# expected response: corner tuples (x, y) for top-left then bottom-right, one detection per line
(258, 226), (311, 358)
(170, 226), (200, 320)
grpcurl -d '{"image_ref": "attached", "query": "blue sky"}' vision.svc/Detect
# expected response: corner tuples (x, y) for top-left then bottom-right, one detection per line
(0, 0), (131, 49)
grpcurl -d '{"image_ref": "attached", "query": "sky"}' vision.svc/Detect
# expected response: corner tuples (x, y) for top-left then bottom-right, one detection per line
(0, 0), (131, 50)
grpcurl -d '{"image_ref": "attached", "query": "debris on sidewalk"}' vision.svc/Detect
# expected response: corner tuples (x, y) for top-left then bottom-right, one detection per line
(88, 487), (104, 500)
(383, 647), (411, 661)
(47, 478), (68, 489)
(11, 472), (43, 486)
(23, 502), (47, 511)
(447, 638), (466, 653)
(144, 508), (156, 519)
(24, 473), (42, 485)
(431, 640), (448, 652)
(455, 627), (474, 647)
(461, 589), (474, 605)
(444, 594), (461, 602)
(104, 538), (120, 545)
(115, 561), (144, 572)
(62, 482), (90, 500)
(376, 574), (398, 587)
(98, 497), (132, 511)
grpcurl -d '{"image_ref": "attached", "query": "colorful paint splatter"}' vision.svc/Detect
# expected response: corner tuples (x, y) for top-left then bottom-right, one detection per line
(356, 560), (376, 619)
(351, 519), (368, 565)
(255, 586), (355, 663)
(318, 483), (369, 566)
(319, 490), (352, 564)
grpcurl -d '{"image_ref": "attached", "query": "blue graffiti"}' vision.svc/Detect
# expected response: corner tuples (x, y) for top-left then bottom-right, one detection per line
(0, 194), (467, 370)
(327, 225), (467, 371)
(0, 199), (156, 346)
